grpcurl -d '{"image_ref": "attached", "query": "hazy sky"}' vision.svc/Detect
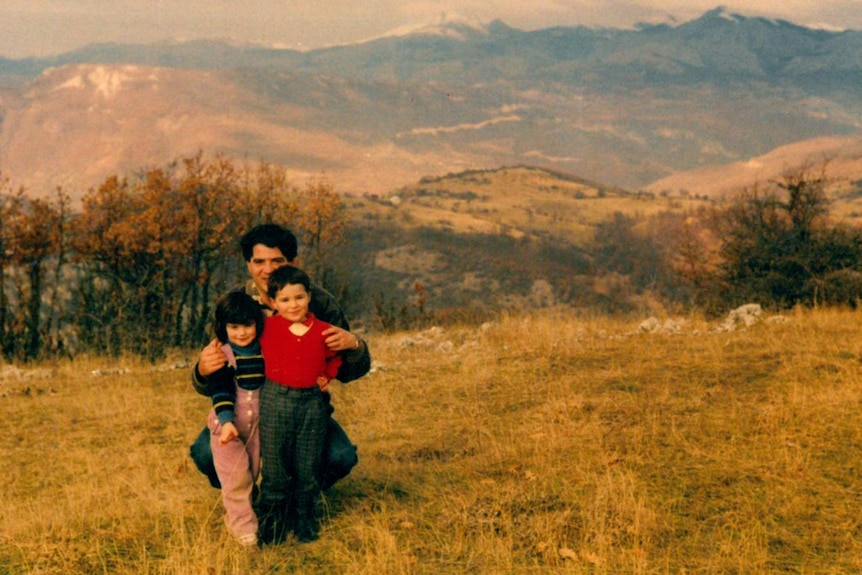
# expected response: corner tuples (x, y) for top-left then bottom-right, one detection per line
(2, 0), (861, 58)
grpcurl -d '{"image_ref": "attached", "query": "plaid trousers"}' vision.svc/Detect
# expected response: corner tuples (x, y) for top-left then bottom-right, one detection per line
(259, 380), (328, 509)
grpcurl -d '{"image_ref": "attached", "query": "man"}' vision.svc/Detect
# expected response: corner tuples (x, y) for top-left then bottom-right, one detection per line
(190, 223), (370, 543)
(195, 224), (369, 383)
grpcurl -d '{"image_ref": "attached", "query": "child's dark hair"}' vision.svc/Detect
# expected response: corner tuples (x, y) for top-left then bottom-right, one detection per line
(267, 265), (311, 299)
(213, 290), (265, 343)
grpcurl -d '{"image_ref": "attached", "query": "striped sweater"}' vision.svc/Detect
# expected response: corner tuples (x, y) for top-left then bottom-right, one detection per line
(211, 341), (265, 425)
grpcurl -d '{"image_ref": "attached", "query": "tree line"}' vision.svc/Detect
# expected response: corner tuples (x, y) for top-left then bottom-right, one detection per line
(0, 153), (347, 361)
(2, 155), (860, 362)
(590, 167), (862, 314)
(339, 164), (862, 329)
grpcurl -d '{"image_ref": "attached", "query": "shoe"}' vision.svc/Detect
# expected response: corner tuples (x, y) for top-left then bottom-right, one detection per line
(258, 506), (290, 546)
(236, 532), (258, 547)
(294, 509), (319, 543)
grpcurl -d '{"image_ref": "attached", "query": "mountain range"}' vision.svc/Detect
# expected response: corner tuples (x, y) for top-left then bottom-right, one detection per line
(1, 7), (861, 202)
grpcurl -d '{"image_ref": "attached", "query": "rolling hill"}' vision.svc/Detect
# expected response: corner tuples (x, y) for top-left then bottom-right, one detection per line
(646, 135), (862, 197)
(347, 165), (707, 244)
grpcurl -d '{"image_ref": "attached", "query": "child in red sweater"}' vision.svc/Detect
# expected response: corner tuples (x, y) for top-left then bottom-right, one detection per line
(257, 265), (342, 543)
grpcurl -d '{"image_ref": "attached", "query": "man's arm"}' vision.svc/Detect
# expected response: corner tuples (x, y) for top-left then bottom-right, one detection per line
(191, 339), (229, 396)
(309, 284), (349, 329)
(192, 363), (216, 396)
(336, 338), (371, 383)
(310, 284), (371, 383)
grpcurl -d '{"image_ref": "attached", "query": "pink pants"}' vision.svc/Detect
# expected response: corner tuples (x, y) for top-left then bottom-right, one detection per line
(207, 387), (261, 539)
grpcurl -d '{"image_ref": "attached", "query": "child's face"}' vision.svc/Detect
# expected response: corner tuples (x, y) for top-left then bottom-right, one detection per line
(273, 283), (310, 323)
(225, 323), (257, 347)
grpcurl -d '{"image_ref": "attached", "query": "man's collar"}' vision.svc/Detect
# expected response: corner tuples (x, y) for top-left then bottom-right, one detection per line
(245, 279), (261, 300)
(245, 280), (275, 315)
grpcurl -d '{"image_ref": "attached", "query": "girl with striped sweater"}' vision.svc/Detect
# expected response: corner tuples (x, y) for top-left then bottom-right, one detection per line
(205, 290), (266, 548)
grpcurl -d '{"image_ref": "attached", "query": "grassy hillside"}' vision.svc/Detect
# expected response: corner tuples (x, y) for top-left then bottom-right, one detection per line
(3, 307), (862, 573)
(334, 161), (862, 323)
(335, 165), (713, 320)
(347, 165), (710, 246)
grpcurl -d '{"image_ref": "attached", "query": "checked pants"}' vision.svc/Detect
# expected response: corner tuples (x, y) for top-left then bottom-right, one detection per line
(258, 380), (328, 512)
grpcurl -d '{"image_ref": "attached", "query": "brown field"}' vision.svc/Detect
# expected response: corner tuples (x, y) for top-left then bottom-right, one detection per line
(3, 306), (862, 574)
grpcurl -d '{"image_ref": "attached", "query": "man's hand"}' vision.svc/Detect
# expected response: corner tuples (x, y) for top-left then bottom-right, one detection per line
(322, 325), (360, 352)
(198, 339), (227, 377)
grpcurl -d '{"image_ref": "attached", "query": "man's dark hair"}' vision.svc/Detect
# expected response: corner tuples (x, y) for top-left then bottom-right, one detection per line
(212, 290), (265, 343)
(239, 224), (298, 262)
(267, 265), (311, 300)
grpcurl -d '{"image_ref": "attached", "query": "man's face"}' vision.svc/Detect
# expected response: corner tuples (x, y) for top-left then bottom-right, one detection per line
(247, 244), (290, 293)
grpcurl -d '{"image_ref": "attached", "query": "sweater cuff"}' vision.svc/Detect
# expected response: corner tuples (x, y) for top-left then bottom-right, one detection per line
(217, 410), (235, 425)
(342, 340), (365, 361)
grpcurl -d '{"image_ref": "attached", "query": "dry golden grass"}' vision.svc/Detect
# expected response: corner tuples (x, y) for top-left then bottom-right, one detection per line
(4, 307), (862, 573)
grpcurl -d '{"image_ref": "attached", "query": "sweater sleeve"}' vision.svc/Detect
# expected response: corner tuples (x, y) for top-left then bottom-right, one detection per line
(208, 366), (237, 425)
(316, 320), (344, 381)
(324, 352), (343, 382)
(336, 340), (371, 383)
(192, 363), (217, 396)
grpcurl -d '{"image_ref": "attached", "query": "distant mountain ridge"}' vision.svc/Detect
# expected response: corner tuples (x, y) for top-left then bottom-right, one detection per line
(0, 7), (860, 201)
(16, 7), (855, 82)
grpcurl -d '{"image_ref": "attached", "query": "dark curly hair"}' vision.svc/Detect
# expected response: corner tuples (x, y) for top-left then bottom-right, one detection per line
(239, 224), (298, 262)
(212, 290), (265, 343)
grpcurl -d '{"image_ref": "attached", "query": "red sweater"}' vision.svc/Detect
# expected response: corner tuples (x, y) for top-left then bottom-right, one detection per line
(260, 313), (342, 388)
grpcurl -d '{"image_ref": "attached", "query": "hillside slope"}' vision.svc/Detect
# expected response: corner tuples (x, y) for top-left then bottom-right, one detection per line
(348, 165), (707, 245)
(645, 135), (862, 199)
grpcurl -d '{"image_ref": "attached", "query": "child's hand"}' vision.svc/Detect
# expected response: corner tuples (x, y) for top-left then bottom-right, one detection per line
(317, 376), (330, 391)
(219, 422), (239, 445)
